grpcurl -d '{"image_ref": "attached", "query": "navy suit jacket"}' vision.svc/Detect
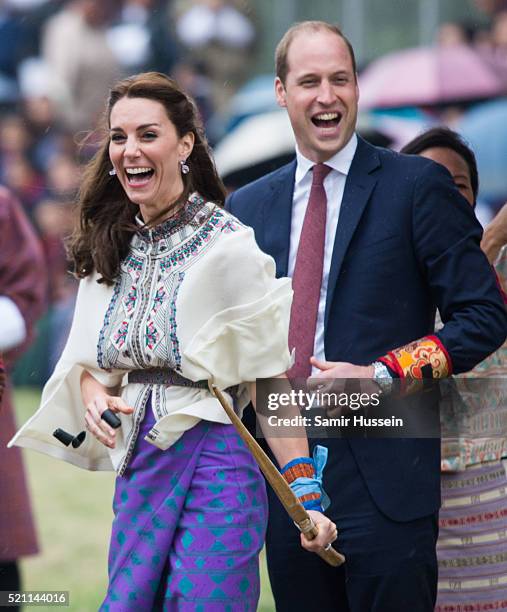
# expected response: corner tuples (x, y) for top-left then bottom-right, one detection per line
(226, 136), (507, 521)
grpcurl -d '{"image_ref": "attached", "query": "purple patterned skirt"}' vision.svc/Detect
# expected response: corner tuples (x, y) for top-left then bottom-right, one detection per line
(100, 398), (268, 611)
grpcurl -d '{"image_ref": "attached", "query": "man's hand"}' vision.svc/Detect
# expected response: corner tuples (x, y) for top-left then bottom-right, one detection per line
(307, 358), (379, 416)
(309, 357), (374, 379)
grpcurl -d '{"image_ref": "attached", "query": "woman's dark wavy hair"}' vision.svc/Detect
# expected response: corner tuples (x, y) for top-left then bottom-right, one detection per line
(400, 126), (478, 206)
(68, 72), (226, 285)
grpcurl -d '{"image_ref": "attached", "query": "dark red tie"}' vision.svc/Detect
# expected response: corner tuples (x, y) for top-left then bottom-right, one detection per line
(288, 163), (331, 378)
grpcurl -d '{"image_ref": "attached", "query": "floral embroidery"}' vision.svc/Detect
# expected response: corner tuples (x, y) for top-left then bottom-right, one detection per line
(160, 210), (228, 272)
(113, 320), (130, 349)
(123, 284), (137, 315)
(152, 286), (166, 312)
(218, 218), (239, 233)
(126, 255), (143, 272)
(145, 321), (159, 350)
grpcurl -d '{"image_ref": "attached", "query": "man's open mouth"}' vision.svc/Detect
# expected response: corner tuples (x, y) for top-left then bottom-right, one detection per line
(311, 112), (342, 128)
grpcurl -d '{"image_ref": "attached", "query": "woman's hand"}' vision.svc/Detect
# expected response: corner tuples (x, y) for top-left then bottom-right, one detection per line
(300, 510), (338, 553)
(81, 370), (134, 449)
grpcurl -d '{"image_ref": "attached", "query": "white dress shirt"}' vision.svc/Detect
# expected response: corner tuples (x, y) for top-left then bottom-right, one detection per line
(288, 134), (358, 371)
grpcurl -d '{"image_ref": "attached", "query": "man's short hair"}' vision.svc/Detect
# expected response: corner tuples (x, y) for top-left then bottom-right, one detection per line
(275, 21), (357, 85)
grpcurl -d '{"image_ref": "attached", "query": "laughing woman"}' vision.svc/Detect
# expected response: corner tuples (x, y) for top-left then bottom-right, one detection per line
(10, 72), (336, 611)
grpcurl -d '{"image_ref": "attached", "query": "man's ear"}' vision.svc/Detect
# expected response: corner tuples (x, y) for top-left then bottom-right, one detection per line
(275, 77), (287, 108)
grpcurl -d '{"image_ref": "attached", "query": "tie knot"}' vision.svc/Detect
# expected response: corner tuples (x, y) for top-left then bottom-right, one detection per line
(312, 163), (332, 185)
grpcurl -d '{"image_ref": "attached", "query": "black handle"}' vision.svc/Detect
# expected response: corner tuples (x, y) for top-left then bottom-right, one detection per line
(101, 409), (121, 429)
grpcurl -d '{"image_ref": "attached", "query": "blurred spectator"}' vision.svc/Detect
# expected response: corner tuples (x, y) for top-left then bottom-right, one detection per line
(172, 0), (256, 110)
(473, 0), (507, 17)
(1, 156), (45, 218)
(0, 185), (46, 599)
(476, 10), (507, 83)
(437, 21), (474, 46)
(15, 0), (65, 61)
(35, 151), (79, 370)
(24, 98), (70, 175)
(0, 115), (46, 217)
(42, 0), (121, 132)
(491, 9), (507, 48)
(0, 356), (4, 404)
(0, 114), (30, 160)
(0, 1), (27, 82)
(107, 0), (179, 75)
(172, 60), (214, 128)
(17, 58), (78, 178)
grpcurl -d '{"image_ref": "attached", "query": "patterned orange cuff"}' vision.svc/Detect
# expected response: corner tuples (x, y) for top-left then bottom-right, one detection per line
(378, 335), (452, 380)
(281, 460), (315, 484)
(298, 492), (321, 504)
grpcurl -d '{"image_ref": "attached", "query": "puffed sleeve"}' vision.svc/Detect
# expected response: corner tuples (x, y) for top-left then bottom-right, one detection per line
(180, 223), (293, 390)
(8, 273), (123, 471)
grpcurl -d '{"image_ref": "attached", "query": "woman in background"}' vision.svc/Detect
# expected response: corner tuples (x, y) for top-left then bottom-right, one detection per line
(402, 127), (507, 612)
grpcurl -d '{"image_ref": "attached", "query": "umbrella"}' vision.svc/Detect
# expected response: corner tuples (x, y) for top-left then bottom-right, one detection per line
(458, 97), (507, 204)
(227, 74), (279, 120)
(359, 45), (507, 109)
(214, 110), (296, 187)
(366, 108), (435, 150)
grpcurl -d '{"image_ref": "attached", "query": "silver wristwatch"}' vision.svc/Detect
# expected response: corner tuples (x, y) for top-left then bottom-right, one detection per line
(372, 361), (393, 395)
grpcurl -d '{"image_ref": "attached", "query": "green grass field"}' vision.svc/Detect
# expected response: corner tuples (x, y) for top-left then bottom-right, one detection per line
(14, 388), (275, 611)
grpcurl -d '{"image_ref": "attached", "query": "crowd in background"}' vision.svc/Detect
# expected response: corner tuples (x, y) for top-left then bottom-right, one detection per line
(2, 0), (507, 383)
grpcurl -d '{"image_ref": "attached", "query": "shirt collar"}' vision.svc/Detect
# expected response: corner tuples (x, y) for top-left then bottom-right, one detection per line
(295, 132), (358, 185)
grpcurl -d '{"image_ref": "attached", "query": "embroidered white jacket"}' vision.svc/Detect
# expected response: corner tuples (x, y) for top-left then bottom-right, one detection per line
(9, 199), (292, 473)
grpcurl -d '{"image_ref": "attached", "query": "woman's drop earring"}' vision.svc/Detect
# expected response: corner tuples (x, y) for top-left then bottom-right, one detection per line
(109, 167), (117, 176)
(180, 159), (190, 175)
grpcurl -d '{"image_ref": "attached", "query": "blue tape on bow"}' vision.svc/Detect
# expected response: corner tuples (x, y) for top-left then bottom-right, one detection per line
(289, 445), (330, 511)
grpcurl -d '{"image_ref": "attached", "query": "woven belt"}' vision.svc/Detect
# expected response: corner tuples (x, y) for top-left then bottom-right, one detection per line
(128, 368), (209, 389)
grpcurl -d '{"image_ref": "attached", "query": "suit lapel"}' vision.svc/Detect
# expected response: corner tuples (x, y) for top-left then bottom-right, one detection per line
(324, 138), (381, 327)
(262, 160), (296, 278)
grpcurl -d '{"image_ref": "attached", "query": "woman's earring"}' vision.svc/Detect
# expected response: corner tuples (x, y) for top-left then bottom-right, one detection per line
(180, 159), (190, 175)
(109, 168), (116, 176)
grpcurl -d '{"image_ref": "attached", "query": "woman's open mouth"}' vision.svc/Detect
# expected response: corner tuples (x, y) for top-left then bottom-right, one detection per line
(125, 167), (155, 186)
